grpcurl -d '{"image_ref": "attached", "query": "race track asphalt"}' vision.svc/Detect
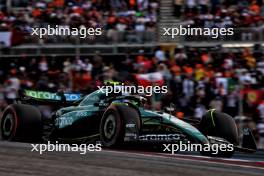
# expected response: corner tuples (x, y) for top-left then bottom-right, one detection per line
(0, 141), (263, 176)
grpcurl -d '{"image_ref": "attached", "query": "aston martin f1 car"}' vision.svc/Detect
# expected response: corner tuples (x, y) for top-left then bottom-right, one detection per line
(0, 88), (257, 157)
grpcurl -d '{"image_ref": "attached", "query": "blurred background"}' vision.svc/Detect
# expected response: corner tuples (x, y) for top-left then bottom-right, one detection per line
(0, 0), (264, 148)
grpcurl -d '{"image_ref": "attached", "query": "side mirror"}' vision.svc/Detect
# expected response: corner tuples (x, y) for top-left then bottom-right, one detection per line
(164, 103), (176, 113)
(165, 107), (175, 112)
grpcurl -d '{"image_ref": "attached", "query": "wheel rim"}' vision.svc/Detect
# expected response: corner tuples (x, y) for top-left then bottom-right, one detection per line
(3, 114), (14, 137)
(103, 114), (116, 139)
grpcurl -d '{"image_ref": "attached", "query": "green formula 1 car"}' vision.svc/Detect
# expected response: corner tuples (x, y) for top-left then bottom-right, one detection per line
(0, 87), (257, 157)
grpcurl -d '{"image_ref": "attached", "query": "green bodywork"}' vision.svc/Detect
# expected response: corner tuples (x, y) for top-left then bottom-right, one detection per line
(139, 109), (208, 144)
(54, 90), (208, 144)
(23, 89), (209, 144)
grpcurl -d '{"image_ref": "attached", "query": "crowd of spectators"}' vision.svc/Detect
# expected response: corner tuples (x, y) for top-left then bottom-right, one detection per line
(174, 0), (264, 28)
(0, 47), (264, 146)
(1, 0), (264, 147)
(0, 0), (158, 44)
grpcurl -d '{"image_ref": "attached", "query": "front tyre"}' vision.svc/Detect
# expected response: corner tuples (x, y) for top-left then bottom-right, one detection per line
(199, 110), (238, 157)
(100, 104), (140, 147)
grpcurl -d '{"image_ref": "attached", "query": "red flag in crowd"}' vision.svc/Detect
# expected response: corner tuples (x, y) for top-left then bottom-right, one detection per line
(135, 72), (164, 87)
(241, 89), (264, 104)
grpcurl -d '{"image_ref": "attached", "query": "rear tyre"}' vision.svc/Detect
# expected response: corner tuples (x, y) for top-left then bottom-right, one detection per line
(199, 110), (238, 157)
(100, 104), (140, 147)
(0, 104), (42, 142)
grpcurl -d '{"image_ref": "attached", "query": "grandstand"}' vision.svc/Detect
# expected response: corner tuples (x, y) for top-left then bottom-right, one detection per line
(0, 0), (264, 147)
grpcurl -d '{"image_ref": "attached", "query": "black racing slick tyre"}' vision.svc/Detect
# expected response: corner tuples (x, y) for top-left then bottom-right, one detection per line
(0, 104), (42, 142)
(100, 104), (141, 147)
(199, 110), (239, 157)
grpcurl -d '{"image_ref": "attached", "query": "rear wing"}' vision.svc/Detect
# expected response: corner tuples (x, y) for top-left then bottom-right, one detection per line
(18, 90), (82, 106)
